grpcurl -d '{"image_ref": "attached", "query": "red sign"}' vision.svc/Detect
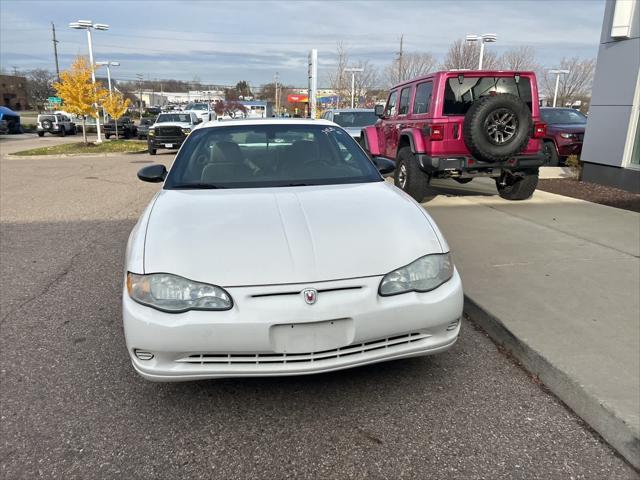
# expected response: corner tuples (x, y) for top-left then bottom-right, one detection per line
(287, 94), (308, 103)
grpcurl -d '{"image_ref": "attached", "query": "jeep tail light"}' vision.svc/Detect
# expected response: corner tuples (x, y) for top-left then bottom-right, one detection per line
(533, 122), (546, 138)
(430, 125), (445, 141)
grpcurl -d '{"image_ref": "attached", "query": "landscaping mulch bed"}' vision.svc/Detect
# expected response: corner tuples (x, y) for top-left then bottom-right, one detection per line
(537, 178), (640, 213)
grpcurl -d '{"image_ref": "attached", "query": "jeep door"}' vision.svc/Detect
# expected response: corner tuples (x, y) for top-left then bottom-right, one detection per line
(410, 80), (434, 153)
(392, 86), (413, 157)
(379, 90), (398, 157)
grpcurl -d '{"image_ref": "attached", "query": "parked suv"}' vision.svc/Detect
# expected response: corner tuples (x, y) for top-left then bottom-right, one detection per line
(36, 114), (77, 137)
(540, 107), (587, 166)
(104, 116), (138, 139)
(147, 112), (201, 155)
(321, 108), (378, 140)
(361, 71), (547, 201)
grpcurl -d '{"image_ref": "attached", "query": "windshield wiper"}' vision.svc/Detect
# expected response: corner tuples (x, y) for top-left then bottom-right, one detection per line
(169, 183), (226, 189)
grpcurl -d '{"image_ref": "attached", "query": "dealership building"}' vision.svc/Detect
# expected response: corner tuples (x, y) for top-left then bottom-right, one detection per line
(581, 0), (640, 192)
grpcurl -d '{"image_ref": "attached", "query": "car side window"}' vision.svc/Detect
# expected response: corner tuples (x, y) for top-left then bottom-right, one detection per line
(385, 91), (398, 117)
(412, 82), (433, 115)
(398, 87), (411, 115)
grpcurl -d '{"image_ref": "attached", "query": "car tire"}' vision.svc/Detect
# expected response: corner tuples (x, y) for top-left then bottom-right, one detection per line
(463, 94), (532, 163)
(148, 147), (156, 155)
(37, 132), (44, 137)
(59, 127), (66, 137)
(542, 140), (559, 166)
(71, 126), (77, 135)
(454, 178), (473, 184)
(394, 147), (429, 202)
(105, 134), (111, 139)
(496, 171), (539, 201)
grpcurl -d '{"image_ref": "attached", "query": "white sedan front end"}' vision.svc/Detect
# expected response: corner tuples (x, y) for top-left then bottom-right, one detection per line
(124, 119), (463, 381)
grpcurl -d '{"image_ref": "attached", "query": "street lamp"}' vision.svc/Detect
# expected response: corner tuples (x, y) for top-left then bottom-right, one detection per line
(465, 33), (497, 70)
(69, 20), (109, 143)
(95, 61), (119, 97)
(344, 67), (364, 108)
(548, 69), (570, 107)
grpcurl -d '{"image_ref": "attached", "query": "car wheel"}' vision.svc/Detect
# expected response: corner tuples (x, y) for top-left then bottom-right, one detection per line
(463, 94), (532, 163)
(394, 147), (429, 202)
(59, 127), (66, 137)
(37, 132), (44, 137)
(105, 134), (111, 139)
(71, 126), (77, 135)
(496, 170), (539, 201)
(148, 147), (156, 155)
(454, 178), (473, 184)
(542, 141), (559, 166)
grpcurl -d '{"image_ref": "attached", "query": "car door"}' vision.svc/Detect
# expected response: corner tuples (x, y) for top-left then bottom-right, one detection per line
(410, 80), (434, 153)
(391, 86), (413, 158)
(378, 90), (398, 157)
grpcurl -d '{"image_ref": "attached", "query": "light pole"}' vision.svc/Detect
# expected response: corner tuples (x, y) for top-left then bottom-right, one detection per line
(95, 61), (119, 97)
(69, 20), (109, 143)
(465, 33), (497, 70)
(548, 69), (570, 107)
(344, 67), (364, 108)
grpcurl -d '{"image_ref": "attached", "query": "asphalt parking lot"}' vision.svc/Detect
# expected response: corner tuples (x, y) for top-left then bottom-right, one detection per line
(0, 136), (636, 479)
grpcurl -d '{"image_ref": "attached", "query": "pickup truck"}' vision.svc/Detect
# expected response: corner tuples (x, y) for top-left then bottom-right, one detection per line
(361, 70), (547, 201)
(104, 116), (137, 139)
(147, 112), (202, 155)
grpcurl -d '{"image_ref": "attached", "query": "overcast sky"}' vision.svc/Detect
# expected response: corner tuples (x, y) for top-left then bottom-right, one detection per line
(1, 0), (605, 88)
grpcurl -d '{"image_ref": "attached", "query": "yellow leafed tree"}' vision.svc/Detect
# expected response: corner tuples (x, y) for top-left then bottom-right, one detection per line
(53, 56), (108, 144)
(103, 91), (131, 139)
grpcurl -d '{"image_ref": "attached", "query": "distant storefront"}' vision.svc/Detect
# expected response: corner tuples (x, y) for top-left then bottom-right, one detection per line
(0, 74), (28, 111)
(581, 0), (640, 192)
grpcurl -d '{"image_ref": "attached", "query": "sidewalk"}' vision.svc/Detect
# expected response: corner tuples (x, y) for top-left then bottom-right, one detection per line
(424, 185), (640, 468)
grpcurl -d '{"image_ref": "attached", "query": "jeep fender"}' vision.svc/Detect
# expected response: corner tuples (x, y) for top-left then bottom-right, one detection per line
(399, 128), (427, 154)
(361, 126), (381, 156)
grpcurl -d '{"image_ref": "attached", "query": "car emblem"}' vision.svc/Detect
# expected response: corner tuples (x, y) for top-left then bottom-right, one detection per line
(302, 288), (317, 305)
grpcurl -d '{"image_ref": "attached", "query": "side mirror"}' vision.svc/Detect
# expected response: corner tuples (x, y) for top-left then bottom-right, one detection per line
(372, 156), (395, 175)
(137, 164), (167, 183)
(374, 104), (385, 118)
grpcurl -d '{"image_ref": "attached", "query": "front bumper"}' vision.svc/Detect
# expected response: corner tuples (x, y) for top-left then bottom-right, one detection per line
(416, 153), (545, 177)
(148, 136), (185, 150)
(556, 141), (583, 157)
(123, 271), (464, 381)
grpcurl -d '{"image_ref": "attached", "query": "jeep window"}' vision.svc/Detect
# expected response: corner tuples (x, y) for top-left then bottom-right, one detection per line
(385, 91), (398, 117)
(443, 76), (532, 115)
(413, 82), (433, 115)
(398, 87), (411, 115)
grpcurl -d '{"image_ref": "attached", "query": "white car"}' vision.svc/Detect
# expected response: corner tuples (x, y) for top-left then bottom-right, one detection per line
(124, 119), (463, 381)
(183, 102), (213, 123)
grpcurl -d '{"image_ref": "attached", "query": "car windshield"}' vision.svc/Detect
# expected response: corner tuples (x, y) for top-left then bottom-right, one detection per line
(164, 124), (381, 189)
(156, 114), (191, 123)
(540, 109), (587, 125)
(332, 111), (378, 128)
(185, 104), (208, 111)
(443, 76), (532, 115)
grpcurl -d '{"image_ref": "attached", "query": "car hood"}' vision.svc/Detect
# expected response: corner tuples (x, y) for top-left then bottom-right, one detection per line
(151, 121), (191, 128)
(143, 182), (444, 286)
(547, 124), (586, 134)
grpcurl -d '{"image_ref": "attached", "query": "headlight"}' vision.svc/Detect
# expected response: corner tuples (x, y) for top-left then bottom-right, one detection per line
(560, 132), (576, 139)
(148, 129), (155, 136)
(126, 272), (233, 312)
(379, 253), (454, 296)
(182, 127), (191, 134)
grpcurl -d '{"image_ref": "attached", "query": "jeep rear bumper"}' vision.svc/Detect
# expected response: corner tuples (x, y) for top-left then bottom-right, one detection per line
(415, 153), (545, 178)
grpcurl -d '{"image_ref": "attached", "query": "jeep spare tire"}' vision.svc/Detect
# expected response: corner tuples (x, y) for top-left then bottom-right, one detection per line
(462, 93), (532, 163)
(41, 119), (53, 131)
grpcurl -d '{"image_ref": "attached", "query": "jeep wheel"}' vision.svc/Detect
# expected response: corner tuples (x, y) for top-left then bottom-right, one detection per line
(394, 147), (429, 202)
(463, 94), (532, 163)
(542, 140), (559, 166)
(496, 170), (539, 201)
(41, 119), (53, 132)
(454, 178), (473, 184)
(37, 132), (44, 137)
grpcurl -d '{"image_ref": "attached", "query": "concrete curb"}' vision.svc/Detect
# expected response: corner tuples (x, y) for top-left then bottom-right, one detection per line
(464, 295), (640, 470)
(4, 151), (147, 160)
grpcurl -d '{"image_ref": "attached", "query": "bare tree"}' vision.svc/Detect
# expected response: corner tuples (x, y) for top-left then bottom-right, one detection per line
(328, 42), (351, 108)
(540, 57), (596, 108)
(351, 60), (378, 106)
(26, 69), (56, 111)
(441, 39), (498, 70)
(499, 46), (539, 71)
(385, 52), (436, 86)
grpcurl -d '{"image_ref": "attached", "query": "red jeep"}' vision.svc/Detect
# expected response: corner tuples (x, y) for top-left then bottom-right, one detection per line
(361, 70), (547, 201)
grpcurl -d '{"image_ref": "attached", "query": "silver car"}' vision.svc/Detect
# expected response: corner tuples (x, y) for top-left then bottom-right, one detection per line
(321, 108), (378, 140)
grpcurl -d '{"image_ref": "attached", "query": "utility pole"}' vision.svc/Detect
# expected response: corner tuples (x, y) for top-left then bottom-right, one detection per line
(51, 22), (60, 81)
(136, 73), (143, 119)
(398, 34), (404, 83)
(274, 71), (279, 117)
(11, 66), (19, 76)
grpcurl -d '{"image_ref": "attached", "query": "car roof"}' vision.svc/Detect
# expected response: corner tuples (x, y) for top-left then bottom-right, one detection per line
(197, 118), (335, 130)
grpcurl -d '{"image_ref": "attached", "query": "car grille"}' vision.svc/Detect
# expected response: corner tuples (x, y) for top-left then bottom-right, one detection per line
(176, 332), (431, 365)
(157, 126), (183, 137)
